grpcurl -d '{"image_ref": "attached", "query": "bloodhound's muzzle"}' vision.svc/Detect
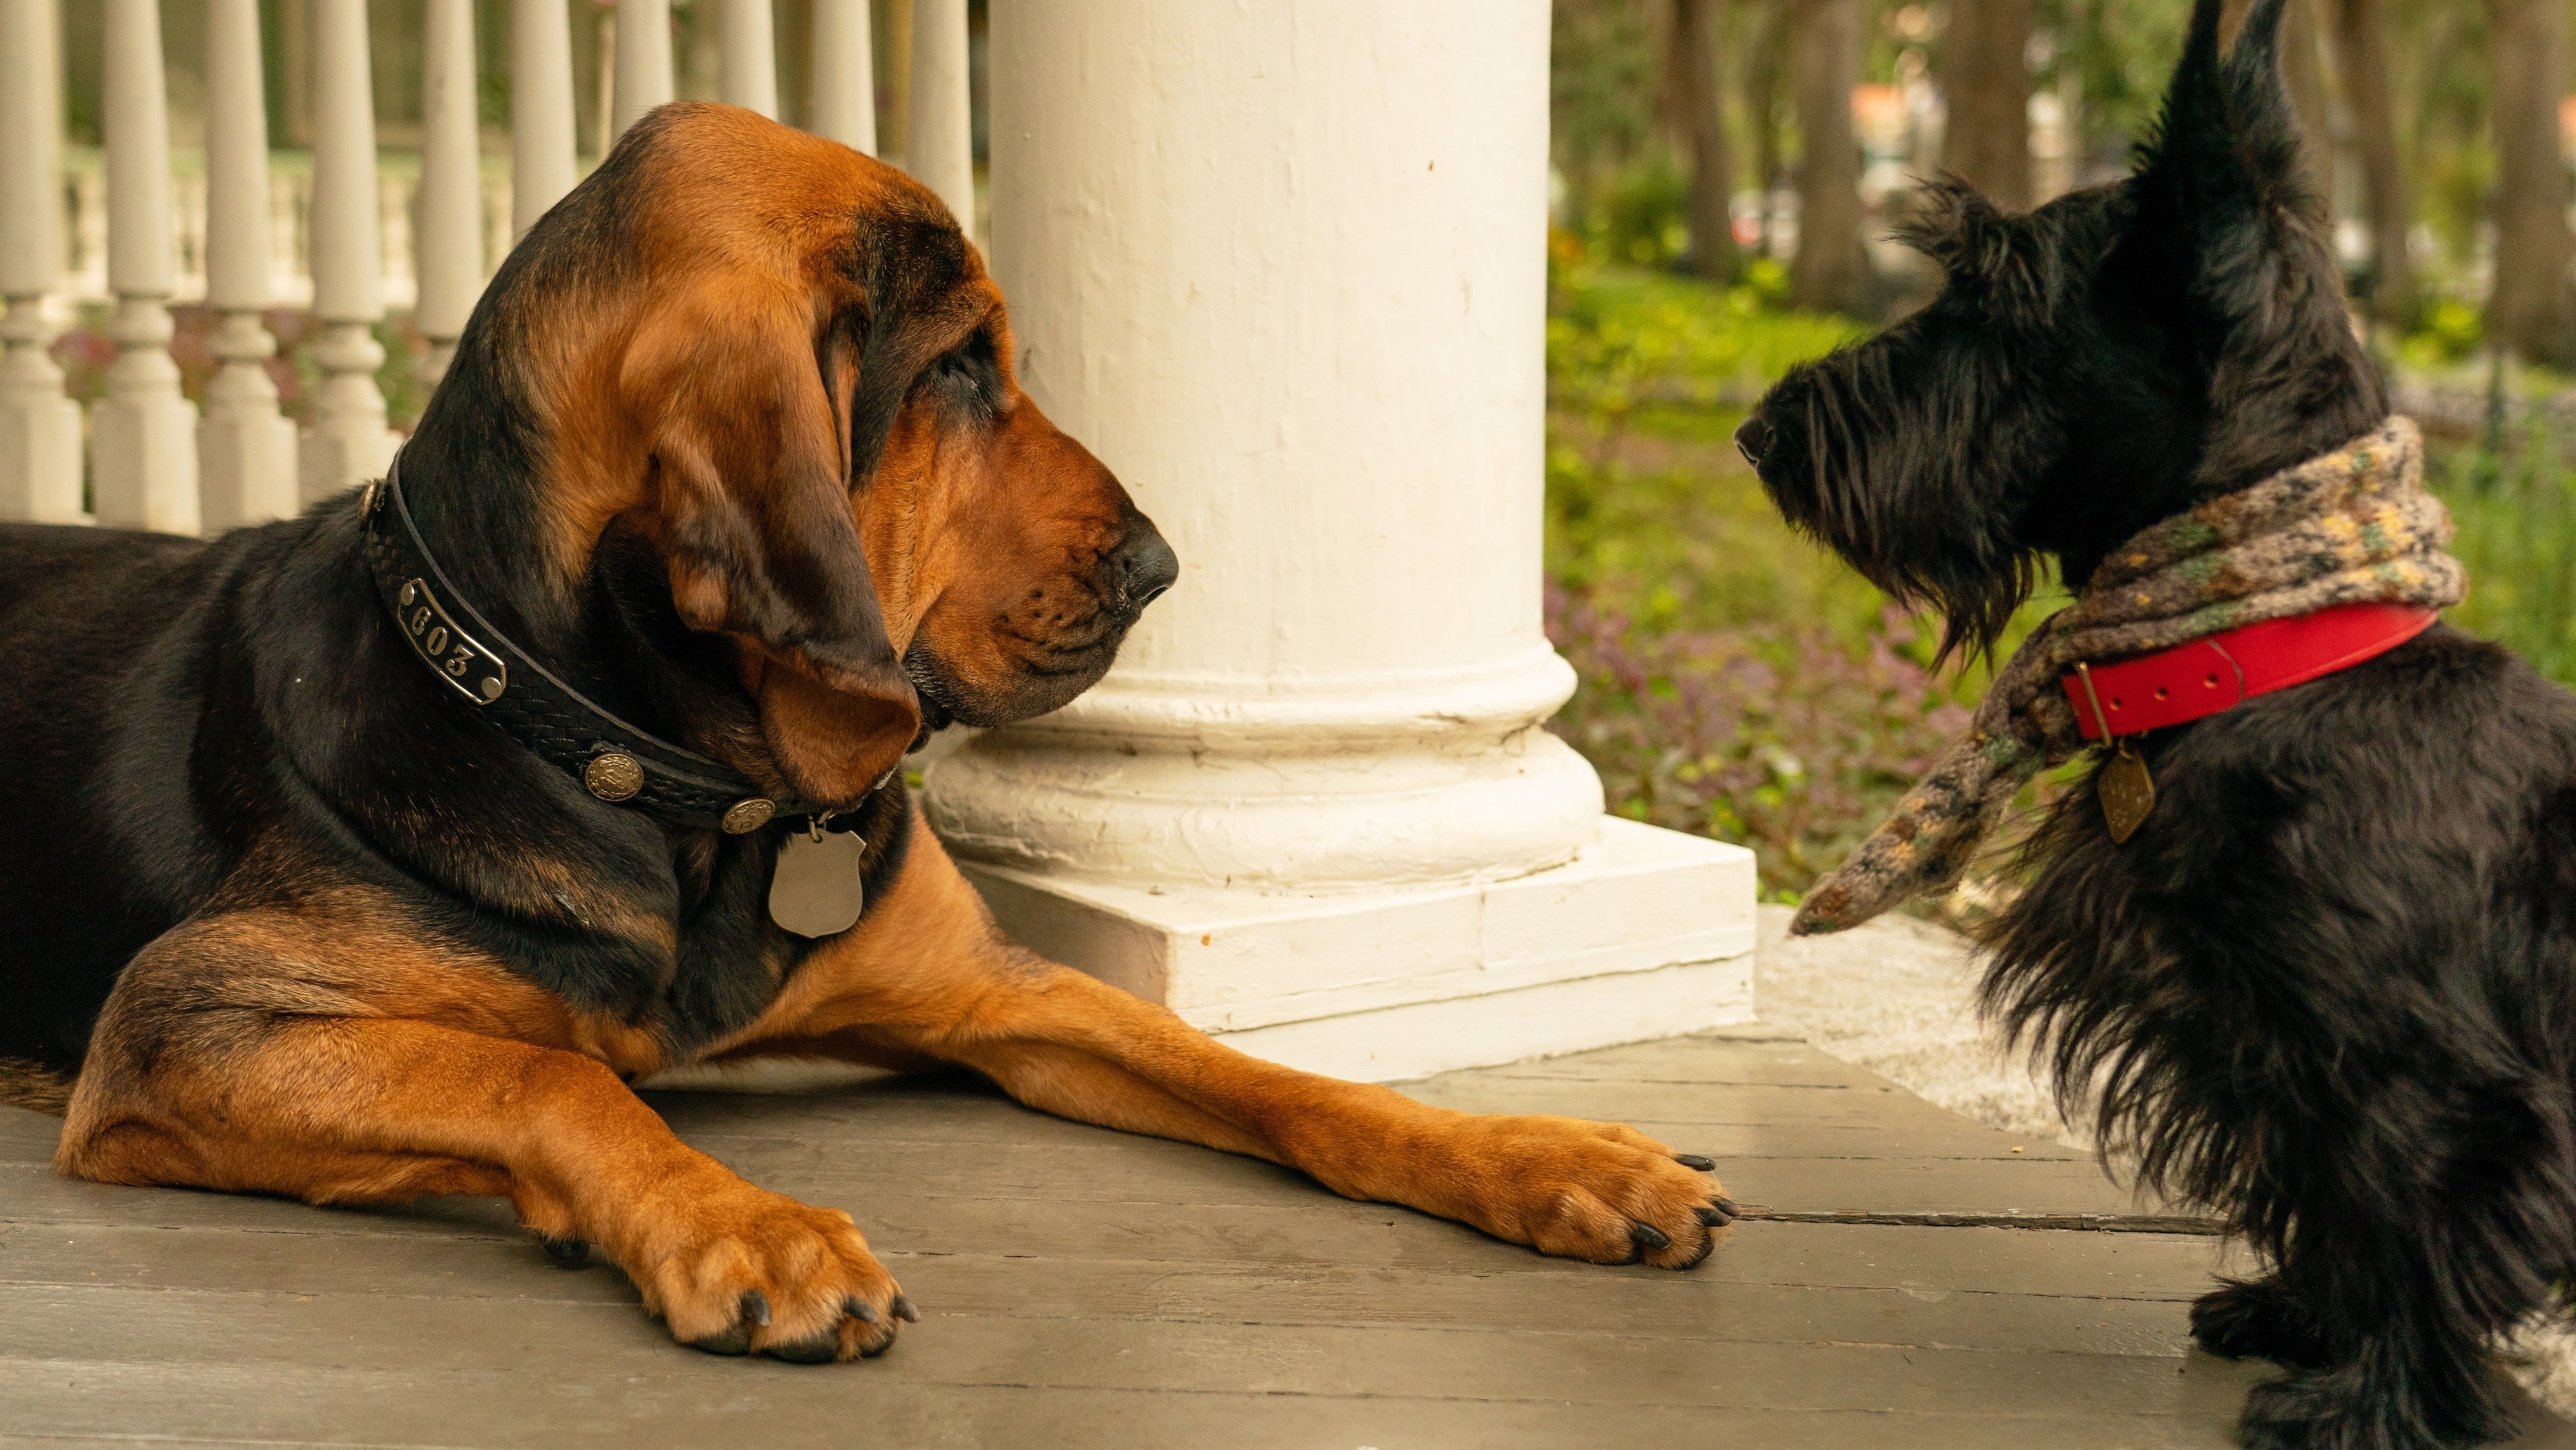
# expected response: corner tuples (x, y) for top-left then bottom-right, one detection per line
(0, 104), (1731, 1364)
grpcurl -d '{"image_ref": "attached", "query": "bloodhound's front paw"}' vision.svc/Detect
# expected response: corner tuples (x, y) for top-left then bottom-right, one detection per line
(619, 1171), (915, 1362)
(1430, 1114), (1735, 1270)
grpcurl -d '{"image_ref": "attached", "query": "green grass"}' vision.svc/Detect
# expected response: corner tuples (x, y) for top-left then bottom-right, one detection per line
(2436, 430), (2576, 683)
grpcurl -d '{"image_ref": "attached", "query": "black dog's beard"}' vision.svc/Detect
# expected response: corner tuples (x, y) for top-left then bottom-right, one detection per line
(1761, 354), (2041, 665)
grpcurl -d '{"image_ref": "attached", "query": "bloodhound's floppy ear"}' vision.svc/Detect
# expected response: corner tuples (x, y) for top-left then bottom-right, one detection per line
(621, 267), (920, 809)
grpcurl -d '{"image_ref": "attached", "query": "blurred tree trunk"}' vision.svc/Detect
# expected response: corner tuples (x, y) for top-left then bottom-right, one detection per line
(2220, 0), (2334, 209)
(1668, 0), (1739, 280)
(2487, 0), (2576, 365)
(1790, 0), (1870, 313)
(1746, 0), (1793, 257)
(1940, 0), (2032, 210)
(2328, 0), (2417, 329)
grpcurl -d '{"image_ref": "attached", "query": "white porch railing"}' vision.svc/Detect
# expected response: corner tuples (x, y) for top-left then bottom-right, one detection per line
(0, 0), (951, 532)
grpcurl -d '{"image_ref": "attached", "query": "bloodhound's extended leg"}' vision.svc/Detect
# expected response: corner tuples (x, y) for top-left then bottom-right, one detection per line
(730, 826), (1737, 1269)
(57, 908), (912, 1361)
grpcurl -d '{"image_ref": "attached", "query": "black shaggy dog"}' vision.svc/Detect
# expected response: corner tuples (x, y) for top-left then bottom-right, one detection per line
(1737, 1), (2576, 1447)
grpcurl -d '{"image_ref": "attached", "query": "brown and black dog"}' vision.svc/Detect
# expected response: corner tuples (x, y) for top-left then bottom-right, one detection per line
(0, 105), (1731, 1362)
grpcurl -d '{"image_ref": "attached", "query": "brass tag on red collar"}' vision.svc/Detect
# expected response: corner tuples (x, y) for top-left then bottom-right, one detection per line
(770, 828), (867, 938)
(2099, 743), (2156, 844)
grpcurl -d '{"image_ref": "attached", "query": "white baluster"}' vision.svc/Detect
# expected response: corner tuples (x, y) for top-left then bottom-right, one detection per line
(301, 0), (396, 503)
(808, 0), (876, 155)
(199, 0), (298, 532)
(511, 0), (578, 237)
(94, 0), (200, 535)
(0, 0), (80, 523)
(905, 0), (973, 231)
(612, 0), (674, 142)
(417, 0), (483, 395)
(721, 0), (777, 119)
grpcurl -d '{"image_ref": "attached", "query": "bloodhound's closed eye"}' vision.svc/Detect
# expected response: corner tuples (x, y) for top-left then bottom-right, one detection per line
(0, 104), (1732, 1362)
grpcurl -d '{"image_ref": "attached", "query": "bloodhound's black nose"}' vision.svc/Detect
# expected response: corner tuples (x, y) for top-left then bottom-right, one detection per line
(1112, 528), (1180, 612)
(1734, 415), (1769, 469)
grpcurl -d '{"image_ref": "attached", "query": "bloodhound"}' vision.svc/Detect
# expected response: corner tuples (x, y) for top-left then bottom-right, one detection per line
(0, 104), (1732, 1362)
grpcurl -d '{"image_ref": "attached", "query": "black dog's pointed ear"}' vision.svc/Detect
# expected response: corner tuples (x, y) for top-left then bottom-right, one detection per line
(2216, 0), (2312, 213)
(2144, 0), (2313, 224)
(1896, 175), (2010, 279)
(2148, 0), (2229, 167)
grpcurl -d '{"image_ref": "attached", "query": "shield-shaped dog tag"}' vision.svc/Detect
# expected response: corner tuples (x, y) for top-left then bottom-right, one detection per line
(769, 827), (868, 938)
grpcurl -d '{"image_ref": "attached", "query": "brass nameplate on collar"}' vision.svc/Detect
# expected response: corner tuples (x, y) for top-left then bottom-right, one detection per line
(2099, 744), (2155, 844)
(395, 578), (507, 706)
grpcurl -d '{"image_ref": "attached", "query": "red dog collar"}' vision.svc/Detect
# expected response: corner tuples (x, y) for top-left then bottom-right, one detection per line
(2060, 602), (2439, 741)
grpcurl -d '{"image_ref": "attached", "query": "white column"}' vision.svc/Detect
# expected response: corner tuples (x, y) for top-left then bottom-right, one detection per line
(719, 0), (777, 119)
(808, 0), (876, 155)
(198, 0), (298, 532)
(904, 0), (972, 229)
(511, 0), (578, 237)
(301, 0), (397, 503)
(0, 0), (81, 524)
(611, 0), (673, 142)
(93, 0), (200, 535)
(934, 0), (1754, 1082)
(417, 0), (484, 394)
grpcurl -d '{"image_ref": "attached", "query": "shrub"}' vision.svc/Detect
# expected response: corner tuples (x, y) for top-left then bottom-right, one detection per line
(1547, 587), (1973, 897)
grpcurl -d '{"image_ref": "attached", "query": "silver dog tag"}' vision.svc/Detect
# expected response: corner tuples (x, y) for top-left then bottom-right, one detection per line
(769, 828), (867, 938)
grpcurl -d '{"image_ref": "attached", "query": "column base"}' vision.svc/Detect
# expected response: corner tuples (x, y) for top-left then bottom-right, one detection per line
(958, 816), (1757, 1082)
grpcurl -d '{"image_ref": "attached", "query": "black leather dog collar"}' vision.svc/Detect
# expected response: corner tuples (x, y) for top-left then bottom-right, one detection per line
(360, 457), (826, 834)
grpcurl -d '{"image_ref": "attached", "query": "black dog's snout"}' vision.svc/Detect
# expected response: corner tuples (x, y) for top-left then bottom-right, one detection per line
(1112, 528), (1180, 612)
(1734, 415), (1770, 469)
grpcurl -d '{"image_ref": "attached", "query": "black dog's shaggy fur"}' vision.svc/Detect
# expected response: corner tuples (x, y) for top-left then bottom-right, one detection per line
(1740, 2), (2576, 1446)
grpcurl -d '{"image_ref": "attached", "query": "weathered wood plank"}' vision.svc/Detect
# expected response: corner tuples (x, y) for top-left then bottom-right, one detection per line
(0, 1137), (2152, 1232)
(0, 1223), (2221, 1357)
(0, 1355), (2262, 1450)
(0, 1207), (2230, 1300)
(0, 1281), (2262, 1416)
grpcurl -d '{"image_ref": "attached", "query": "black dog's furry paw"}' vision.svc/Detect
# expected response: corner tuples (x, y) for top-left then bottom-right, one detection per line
(2238, 1365), (2511, 1450)
(2192, 1277), (2331, 1369)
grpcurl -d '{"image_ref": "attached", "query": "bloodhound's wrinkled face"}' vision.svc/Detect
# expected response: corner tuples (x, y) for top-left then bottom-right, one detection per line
(533, 104), (1175, 808)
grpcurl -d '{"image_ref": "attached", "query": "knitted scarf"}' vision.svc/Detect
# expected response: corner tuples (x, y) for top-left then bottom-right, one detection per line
(1790, 416), (2463, 937)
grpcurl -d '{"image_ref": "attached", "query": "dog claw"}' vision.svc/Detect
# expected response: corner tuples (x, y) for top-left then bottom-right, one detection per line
(1696, 1203), (1735, 1227)
(538, 1235), (588, 1268)
(1629, 1221), (1671, 1255)
(846, 1295), (879, 1324)
(1674, 1154), (1717, 1172)
(891, 1294), (920, 1324)
(688, 1289), (773, 1356)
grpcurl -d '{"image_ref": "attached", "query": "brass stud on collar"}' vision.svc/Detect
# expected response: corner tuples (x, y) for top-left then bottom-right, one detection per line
(721, 798), (777, 834)
(583, 752), (644, 802)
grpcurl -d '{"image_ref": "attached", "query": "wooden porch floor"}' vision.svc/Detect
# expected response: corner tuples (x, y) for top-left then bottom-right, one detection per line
(3, 1027), (2570, 1449)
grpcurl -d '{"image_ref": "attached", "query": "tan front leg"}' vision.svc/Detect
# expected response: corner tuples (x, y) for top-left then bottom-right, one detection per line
(730, 823), (1737, 1269)
(61, 908), (914, 1361)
